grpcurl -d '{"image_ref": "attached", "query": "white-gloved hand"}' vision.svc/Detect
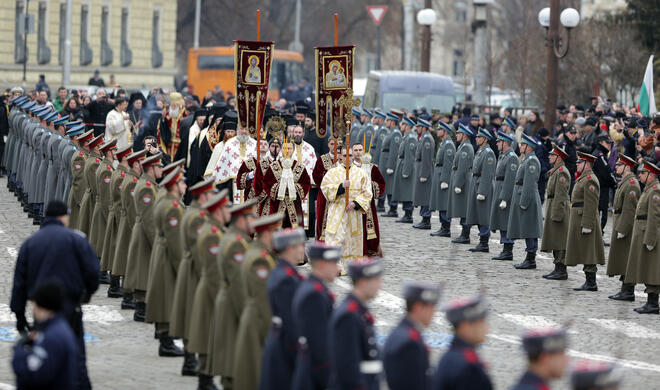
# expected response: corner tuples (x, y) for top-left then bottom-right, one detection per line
(520, 205), (527, 210)
(454, 187), (462, 194)
(2, 136), (6, 143)
(647, 245), (654, 251)
(582, 227), (592, 234)
(420, 177), (427, 183)
(386, 169), (393, 174)
(499, 200), (507, 209)
(476, 194), (485, 201)
(440, 182), (449, 189)
(247, 172), (255, 180)
(617, 232), (625, 239)
(402, 174), (409, 179)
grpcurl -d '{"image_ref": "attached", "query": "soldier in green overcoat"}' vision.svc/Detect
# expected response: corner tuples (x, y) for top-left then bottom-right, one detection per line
(77, 135), (104, 237)
(101, 144), (133, 298)
(111, 149), (147, 309)
(429, 121), (456, 237)
(380, 113), (402, 218)
(508, 134), (543, 270)
(169, 177), (216, 376)
(187, 191), (230, 389)
(465, 128), (496, 252)
(624, 160), (660, 314)
(124, 153), (163, 321)
(207, 199), (257, 388)
(411, 119), (436, 230)
(448, 124), (475, 244)
(89, 139), (117, 268)
(233, 213), (282, 390)
(145, 168), (186, 357)
(540, 145), (572, 279)
(490, 131), (519, 260)
(67, 129), (94, 229)
(392, 116), (418, 223)
(606, 154), (641, 301)
(564, 152), (605, 291)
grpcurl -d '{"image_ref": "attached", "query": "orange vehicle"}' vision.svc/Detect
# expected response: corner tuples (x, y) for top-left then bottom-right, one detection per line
(187, 46), (304, 101)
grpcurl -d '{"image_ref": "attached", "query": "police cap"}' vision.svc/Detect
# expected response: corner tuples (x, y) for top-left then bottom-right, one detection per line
(201, 189), (230, 213)
(403, 281), (442, 305)
(522, 328), (568, 357)
(348, 257), (384, 282)
(306, 242), (342, 262)
(570, 360), (622, 390)
(445, 295), (488, 326)
(272, 227), (306, 251)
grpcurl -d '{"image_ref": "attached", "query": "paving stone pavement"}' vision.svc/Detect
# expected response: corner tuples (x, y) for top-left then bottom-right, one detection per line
(1, 175), (659, 389)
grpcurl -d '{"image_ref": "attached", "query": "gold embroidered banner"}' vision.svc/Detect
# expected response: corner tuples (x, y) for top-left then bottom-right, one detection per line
(315, 45), (355, 139)
(235, 40), (275, 138)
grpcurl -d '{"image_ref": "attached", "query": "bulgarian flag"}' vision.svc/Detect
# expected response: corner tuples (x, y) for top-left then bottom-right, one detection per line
(638, 55), (657, 116)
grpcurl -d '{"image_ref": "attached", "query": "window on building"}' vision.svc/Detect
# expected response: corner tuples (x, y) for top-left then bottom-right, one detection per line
(14, 1), (26, 64)
(455, 2), (467, 23)
(152, 7), (163, 68)
(37, 1), (51, 64)
(58, 3), (66, 65)
(100, 5), (113, 66)
(453, 50), (464, 77)
(80, 4), (93, 65)
(120, 7), (132, 67)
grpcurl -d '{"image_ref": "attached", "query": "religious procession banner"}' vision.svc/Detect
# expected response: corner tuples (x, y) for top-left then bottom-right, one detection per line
(315, 45), (355, 139)
(235, 40), (275, 138)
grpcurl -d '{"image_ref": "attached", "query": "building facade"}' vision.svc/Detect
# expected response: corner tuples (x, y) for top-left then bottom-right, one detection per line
(0, 0), (177, 90)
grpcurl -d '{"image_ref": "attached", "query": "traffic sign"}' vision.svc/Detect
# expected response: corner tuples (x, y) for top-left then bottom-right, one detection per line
(366, 5), (388, 26)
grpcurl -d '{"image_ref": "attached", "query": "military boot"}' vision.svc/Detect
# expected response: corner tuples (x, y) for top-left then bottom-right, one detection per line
(197, 374), (218, 390)
(159, 334), (185, 357)
(608, 282), (635, 301)
(121, 292), (135, 310)
(514, 252), (537, 269)
(376, 199), (385, 212)
(99, 271), (111, 284)
(543, 263), (568, 280)
(573, 272), (597, 291)
(107, 276), (123, 298)
(395, 209), (413, 223)
(430, 222), (451, 237)
(451, 226), (471, 244)
(381, 206), (398, 218)
(491, 243), (513, 260)
(469, 236), (489, 252)
(633, 293), (659, 314)
(133, 302), (146, 322)
(413, 216), (431, 229)
(181, 352), (198, 376)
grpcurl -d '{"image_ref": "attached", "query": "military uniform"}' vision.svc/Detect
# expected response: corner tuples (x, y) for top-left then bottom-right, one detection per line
(381, 124), (402, 216)
(89, 153), (115, 257)
(465, 129), (496, 251)
(448, 126), (475, 243)
(607, 171), (641, 277)
(392, 123), (418, 222)
(490, 132), (519, 259)
(357, 118), (376, 155)
(67, 131), (93, 229)
(429, 129), (456, 236)
(412, 123), (435, 229)
(77, 136), (104, 235)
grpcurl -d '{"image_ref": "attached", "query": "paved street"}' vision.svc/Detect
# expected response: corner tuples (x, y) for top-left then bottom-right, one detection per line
(0, 176), (659, 389)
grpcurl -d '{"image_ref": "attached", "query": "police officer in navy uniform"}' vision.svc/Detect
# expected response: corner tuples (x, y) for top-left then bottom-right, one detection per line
(433, 295), (493, 390)
(291, 243), (341, 390)
(12, 281), (80, 390)
(259, 227), (307, 390)
(329, 257), (384, 390)
(10, 200), (100, 390)
(511, 328), (568, 390)
(384, 281), (441, 390)
(570, 360), (622, 390)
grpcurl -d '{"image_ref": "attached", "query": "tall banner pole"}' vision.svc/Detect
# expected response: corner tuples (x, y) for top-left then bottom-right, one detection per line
(255, 9), (261, 162)
(333, 13), (339, 164)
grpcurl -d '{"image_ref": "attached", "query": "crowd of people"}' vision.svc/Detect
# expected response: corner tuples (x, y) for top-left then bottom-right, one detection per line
(0, 80), (646, 390)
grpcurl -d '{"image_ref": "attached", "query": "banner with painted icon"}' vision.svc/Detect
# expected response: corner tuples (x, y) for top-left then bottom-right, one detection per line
(315, 45), (355, 139)
(235, 40), (275, 138)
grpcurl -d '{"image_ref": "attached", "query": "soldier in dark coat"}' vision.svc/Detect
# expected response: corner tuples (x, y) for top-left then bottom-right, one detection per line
(412, 119), (436, 230)
(392, 116), (418, 223)
(432, 295), (492, 390)
(509, 134), (544, 270)
(429, 121), (455, 237)
(380, 112), (403, 218)
(259, 228), (307, 390)
(291, 243), (341, 390)
(510, 328), (568, 390)
(624, 160), (660, 314)
(448, 124), (475, 244)
(606, 154), (640, 301)
(358, 110), (378, 160)
(570, 360), (622, 390)
(465, 128), (496, 252)
(329, 258), (384, 390)
(384, 282), (440, 390)
(490, 132), (519, 260)
(592, 135), (617, 233)
(541, 145), (572, 280)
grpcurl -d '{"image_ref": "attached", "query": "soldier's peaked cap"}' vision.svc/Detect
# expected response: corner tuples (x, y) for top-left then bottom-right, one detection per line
(53, 115), (69, 126)
(140, 153), (162, 168)
(503, 117), (516, 129)
(77, 129), (95, 143)
(11, 95), (28, 106)
(641, 160), (660, 175)
(65, 120), (83, 129)
(570, 360), (622, 390)
(163, 158), (185, 175)
(445, 295), (488, 325)
(201, 189), (230, 212)
(402, 116), (416, 127)
(577, 151), (596, 163)
(477, 127), (493, 140)
(251, 213), (283, 233)
(272, 227), (306, 251)
(362, 109), (373, 118)
(348, 257), (384, 282)
(160, 167), (185, 189)
(66, 125), (86, 138)
(521, 133), (539, 149)
(374, 109), (386, 119)
(386, 112), (399, 122)
(44, 111), (60, 123)
(437, 121), (453, 133)
(616, 153), (636, 168)
(229, 198), (258, 217)
(497, 131), (514, 143)
(417, 118), (432, 128)
(116, 144), (133, 160)
(190, 177), (217, 195)
(21, 101), (37, 111)
(87, 135), (104, 149)
(352, 107), (361, 117)
(306, 242), (342, 262)
(522, 328), (568, 357)
(458, 123), (474, 137)
(403, 281), (442, 305)
(99, 139), (118, 152)
(550, 144), (568, 159)
(126, 149), (148, 164)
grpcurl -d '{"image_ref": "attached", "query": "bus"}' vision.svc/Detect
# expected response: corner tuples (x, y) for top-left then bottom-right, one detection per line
(187, 46), (304, 101)
(362, 71), (456, 113)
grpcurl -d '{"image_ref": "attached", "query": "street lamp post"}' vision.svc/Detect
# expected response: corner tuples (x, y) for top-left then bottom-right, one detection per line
(539, 2), (580, 128)
(417, 4), (436, 73)
(472, 0), (492, 106)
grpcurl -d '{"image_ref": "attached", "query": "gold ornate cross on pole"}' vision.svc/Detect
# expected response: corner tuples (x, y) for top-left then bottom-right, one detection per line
(336, 88), (360, 207)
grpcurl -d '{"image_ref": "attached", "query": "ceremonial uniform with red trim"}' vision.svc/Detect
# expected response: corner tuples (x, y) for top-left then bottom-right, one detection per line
(432, 336), (493, 390)
(510, 371), (550, 390)
(89, 158), (114, 257)
(111, 170), (139, 277)
(606, 172), (641, 276)
(100, 164), (127, 273)
(383, 317), (431, 390)
(565, 170), (605, 267)
(625, 179), (660, 287)
(262, 159), (311, 229)
(67, 148), (87, 229)
(77, 152), (102, 235)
